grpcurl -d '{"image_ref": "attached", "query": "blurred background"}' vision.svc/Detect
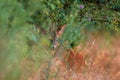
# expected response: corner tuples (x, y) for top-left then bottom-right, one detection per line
(0, 0), (120, 80)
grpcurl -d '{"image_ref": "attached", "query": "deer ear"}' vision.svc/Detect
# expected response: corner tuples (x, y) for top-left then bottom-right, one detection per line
(57, 25), (66, 37)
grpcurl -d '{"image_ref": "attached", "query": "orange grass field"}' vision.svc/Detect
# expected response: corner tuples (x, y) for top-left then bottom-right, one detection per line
(27, 34), (120, 80)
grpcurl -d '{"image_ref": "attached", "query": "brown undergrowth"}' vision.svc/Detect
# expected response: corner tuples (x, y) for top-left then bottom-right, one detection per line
(27, 34), (120, 80)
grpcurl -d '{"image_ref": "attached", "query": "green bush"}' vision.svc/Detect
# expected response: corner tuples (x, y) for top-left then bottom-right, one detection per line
(0, 0), (120, 80)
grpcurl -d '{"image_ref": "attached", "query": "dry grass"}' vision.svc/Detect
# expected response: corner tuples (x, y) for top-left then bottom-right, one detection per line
(27, 35), (120, 80)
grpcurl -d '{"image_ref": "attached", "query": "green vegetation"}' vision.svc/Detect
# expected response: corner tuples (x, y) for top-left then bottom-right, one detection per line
(0, 0), (120, 80)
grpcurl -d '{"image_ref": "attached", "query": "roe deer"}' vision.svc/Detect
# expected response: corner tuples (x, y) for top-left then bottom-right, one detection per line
(51, 25), (84, 72)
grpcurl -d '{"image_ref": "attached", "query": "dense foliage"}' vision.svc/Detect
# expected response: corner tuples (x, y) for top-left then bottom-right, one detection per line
(0, 0), (120, 80)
